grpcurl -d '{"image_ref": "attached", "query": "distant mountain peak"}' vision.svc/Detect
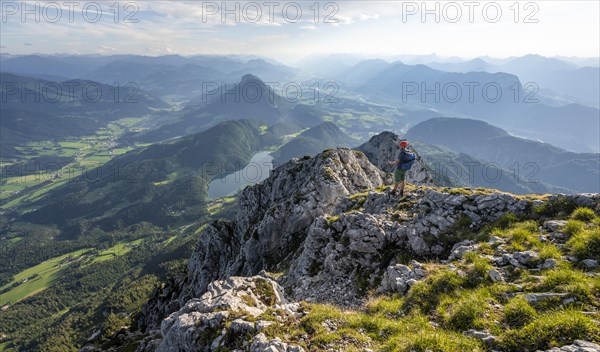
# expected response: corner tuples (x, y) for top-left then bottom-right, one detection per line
(240, 73), (266, 85)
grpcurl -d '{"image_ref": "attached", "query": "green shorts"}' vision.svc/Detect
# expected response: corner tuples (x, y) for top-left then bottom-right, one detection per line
(394, 168), (407, 182)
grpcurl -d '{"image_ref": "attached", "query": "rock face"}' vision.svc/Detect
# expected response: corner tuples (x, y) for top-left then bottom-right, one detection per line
(144, 276), (304, 352)
(184, 148), (388, 301)
(356, 131), (435, 186)
(282, 188), (536, 305)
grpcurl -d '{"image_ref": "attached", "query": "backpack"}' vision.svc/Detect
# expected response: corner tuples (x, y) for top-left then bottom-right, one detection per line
(398, 150), (416, 171)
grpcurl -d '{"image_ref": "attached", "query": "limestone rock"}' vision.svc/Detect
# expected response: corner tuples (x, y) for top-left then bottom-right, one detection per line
(378, 264), (427, 294)
(488, 269), (504, 282)
(541, 259), (558, 270)
(581, 259), (599, 269)
(156, 276), (283, 352)
(513, 251), (541, 266)
(525, 292), (569, 305)
(537, 340), (600, 352)
(543, 220), (567, 232)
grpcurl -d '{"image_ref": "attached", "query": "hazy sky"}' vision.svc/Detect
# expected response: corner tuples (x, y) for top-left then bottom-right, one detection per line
(1, 1), (598, 64)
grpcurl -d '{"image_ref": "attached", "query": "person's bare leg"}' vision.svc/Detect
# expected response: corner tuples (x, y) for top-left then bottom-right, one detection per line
(391, 182), (399, 194)
(399, 181), (405, 195)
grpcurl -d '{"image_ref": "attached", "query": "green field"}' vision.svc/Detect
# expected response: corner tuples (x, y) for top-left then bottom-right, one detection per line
(153, 171), (179, 186)
(0, 249), (90, 305)
(162, 235), (178, 247)
(92, 239), (144, 263)
(1, 117), (149, 210)
(6, 237), (23, 244)
(207, 197), (236, 215)
(0, 238), (145, 305)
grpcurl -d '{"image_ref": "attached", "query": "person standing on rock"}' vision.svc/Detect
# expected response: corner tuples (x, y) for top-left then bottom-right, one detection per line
(387, 139), (416, 196)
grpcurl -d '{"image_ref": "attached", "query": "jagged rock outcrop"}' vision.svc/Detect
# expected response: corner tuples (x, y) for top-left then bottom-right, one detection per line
(184, 148), (388, 301)
(281, 187), (540, 305)
(142, 276), (304, 352)
(356, 131), (435, 186)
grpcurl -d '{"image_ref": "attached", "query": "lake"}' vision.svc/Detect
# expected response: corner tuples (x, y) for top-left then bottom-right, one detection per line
(207, 151), (274, 200)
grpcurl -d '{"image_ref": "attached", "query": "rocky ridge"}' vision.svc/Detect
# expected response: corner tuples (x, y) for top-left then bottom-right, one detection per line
(355, 131), (435, 186)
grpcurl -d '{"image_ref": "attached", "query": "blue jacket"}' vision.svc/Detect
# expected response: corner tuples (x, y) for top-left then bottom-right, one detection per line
(396, 149), (416, 171)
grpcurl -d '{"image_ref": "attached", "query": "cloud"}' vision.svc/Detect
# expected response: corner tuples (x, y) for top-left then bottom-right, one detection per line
(359, 13), (380, 21)
(97, 45), (116, 53)
(145, 46), (174, 54)
(0, 1), (597, 61)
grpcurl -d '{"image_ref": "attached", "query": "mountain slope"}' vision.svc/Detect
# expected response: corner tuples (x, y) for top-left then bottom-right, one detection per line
(185, 74), (291, 123)
(138, 74), (324, 142)
(497, 54), (577, 82)
(535, 67), (600, 108)
(83, 56), (294, 98)
(355, 62), (600, 152)
(0, 73), (168, 158)
(19, 120), (269, 233)
(405, 117), (600, 193)
(271, 122), (354, 165)
(411, 141), (571, 194)
(1, 55), (92, 78)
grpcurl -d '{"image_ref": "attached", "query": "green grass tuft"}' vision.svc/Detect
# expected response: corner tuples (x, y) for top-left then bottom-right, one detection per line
(538, 266), (598, 304)
(438, 288), (494, 331)
(253, 278), (277, 306)
(503, 296), (537, 328)
(539, 243), (562, 261)
(563, 220), (585, 237)
(498, 309), (600, 351)
(570, 207), (596, 222)
(395, 329), (483, 352)
(567, 227), (600, 260)
(404, 269), (464, 314)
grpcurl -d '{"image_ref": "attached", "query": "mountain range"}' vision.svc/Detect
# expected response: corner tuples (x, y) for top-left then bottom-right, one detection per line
(1, 55), (296, 99)
(0, 73), (168, 158)
(338, 60), (599, 153)
(405, 117), (600, 193)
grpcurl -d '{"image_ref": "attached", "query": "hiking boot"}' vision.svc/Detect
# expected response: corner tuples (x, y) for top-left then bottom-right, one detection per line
(399, 191), (404, 197)
(389, 189), (396, 196)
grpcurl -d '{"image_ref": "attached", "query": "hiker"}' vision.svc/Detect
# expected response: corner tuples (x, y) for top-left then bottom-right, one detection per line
(387, 139), (416, 196)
